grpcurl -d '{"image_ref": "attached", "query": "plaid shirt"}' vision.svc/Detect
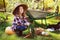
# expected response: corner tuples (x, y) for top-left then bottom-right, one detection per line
(12, 16), (29, 30)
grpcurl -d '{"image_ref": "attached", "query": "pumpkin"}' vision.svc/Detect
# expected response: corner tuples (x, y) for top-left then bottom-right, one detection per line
(5, 27), (15, 35)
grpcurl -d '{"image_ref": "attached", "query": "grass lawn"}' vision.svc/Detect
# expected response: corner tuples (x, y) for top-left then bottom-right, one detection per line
(0, 12), (60, 40)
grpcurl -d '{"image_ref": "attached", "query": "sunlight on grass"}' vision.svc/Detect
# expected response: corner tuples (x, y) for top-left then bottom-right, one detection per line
(47, 31), (60, 40)
(35, 18), (60, 25)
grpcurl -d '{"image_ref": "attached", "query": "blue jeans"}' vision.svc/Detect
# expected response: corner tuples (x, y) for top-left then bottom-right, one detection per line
(16, 25), (27, 31)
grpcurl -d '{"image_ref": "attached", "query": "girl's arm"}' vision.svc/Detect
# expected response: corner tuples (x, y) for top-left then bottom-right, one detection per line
(24, 17), (30, 26)
(12, 17), (21, 30)
(12, 17), (17, 30)
(14, 17), (21, 25)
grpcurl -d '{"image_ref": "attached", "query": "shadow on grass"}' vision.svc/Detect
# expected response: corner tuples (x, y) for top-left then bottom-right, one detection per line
(51, 31), (60, 34)
(0, 21), (12, 31)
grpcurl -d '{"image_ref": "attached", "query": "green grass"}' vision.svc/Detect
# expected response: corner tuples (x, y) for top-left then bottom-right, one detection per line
(0, 31), (56, 40)
(49, 31), (60, 40)
(0, 13), (60, 40)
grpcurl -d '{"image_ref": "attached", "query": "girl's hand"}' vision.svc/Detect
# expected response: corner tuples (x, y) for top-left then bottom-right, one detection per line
(24, 22), (30, 26)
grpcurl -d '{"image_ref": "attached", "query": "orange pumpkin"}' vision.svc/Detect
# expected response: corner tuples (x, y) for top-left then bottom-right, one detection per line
(5, 27), (15, 35)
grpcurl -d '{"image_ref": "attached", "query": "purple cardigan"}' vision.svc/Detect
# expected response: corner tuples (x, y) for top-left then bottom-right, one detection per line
(12, 16), (29, 30)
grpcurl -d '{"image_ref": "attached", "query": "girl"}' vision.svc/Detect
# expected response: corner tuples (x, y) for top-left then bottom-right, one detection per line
(12, 4), (30, 36)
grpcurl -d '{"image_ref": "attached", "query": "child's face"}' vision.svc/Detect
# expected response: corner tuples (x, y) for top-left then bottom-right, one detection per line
(19, 6), (24, 14)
